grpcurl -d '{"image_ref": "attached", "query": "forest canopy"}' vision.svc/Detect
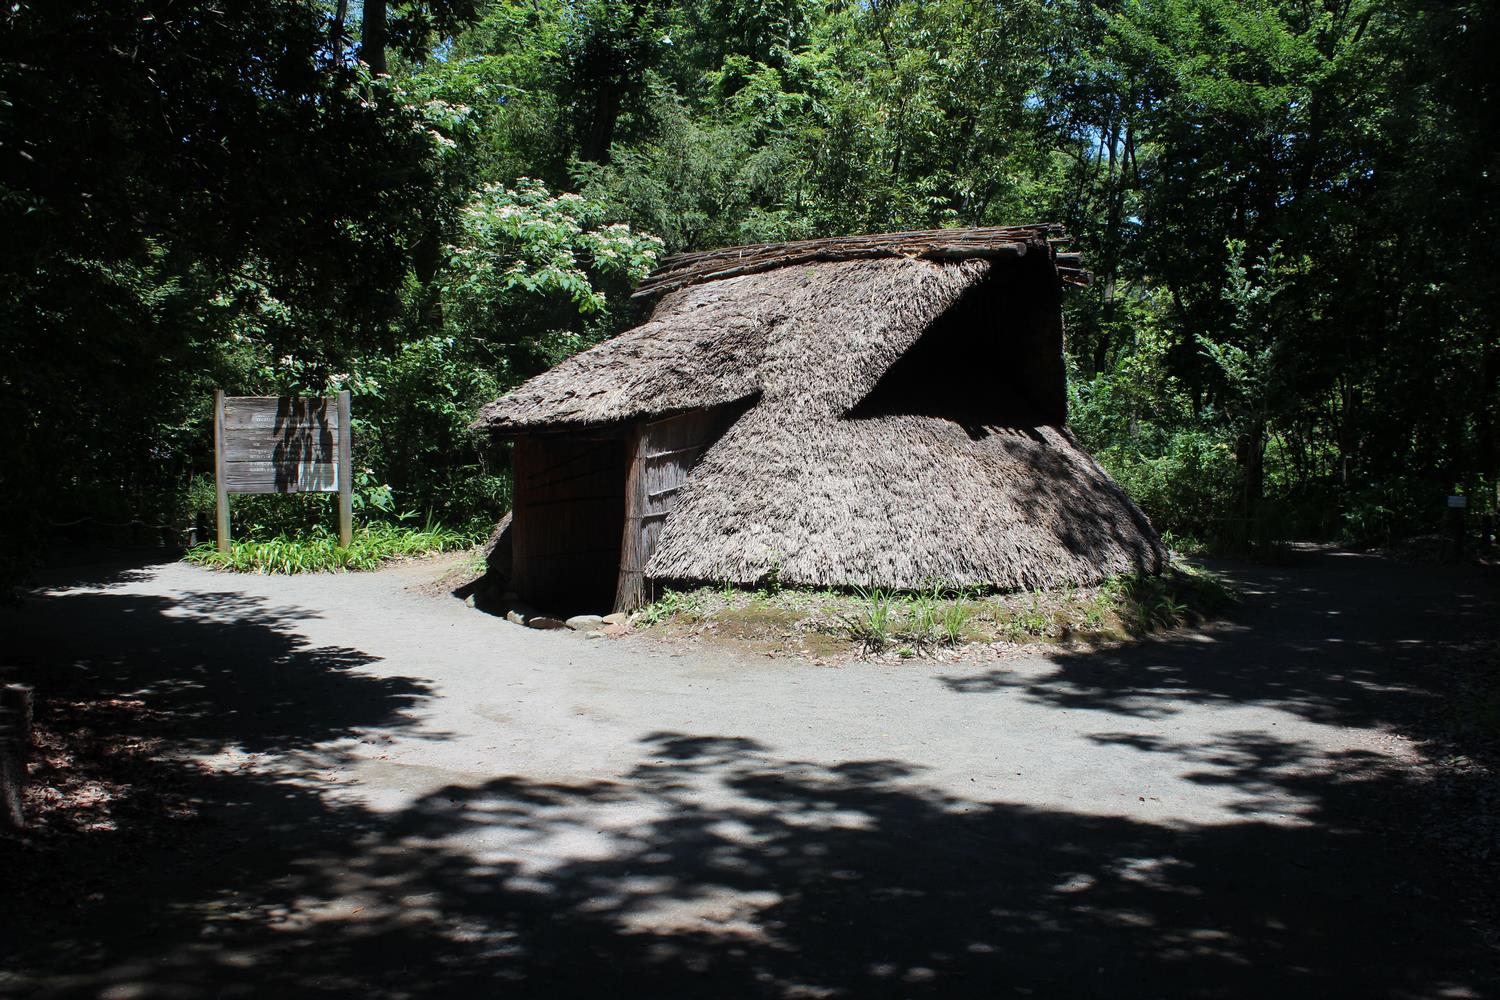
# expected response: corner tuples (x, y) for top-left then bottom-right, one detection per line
(1, 0), (1495, 578)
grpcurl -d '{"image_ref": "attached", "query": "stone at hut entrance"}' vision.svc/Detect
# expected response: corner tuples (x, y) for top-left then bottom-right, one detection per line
(601, 612), (629, 626)
(527, 616), (566, 630)
(566, 615), (604, 631)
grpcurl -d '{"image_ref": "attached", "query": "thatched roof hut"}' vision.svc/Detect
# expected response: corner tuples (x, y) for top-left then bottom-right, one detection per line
(473, 226), (1165, 612)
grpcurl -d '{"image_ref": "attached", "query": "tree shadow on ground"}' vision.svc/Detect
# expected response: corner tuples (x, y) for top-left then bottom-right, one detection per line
(3, 588), (429, 754)
(1, 551), (1496, 999)
(12, 547), (178, 594)
(944, 548), (1499, 736)
(2, 729), (1491, 999)
(0, 575), (438, 992)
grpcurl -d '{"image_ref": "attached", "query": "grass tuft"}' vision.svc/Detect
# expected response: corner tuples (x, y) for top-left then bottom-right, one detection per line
(846, 586), (897, 650)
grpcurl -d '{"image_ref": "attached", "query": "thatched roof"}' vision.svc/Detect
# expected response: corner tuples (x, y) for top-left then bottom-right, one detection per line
(474, 226), (1166, 590)
(647, 413), (1163, 590)
(472, 255), (989, 433)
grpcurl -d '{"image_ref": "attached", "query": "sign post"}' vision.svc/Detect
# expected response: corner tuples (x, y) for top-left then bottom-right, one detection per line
(1447, 494), (1467, 561)
(212, 391), (353, 551)
(337, 389), (353, 548)
(214, 390), (230, 553)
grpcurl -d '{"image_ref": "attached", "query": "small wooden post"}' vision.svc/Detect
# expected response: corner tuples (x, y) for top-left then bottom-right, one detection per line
(1446, 494), (1468, 561)
(0, 684), (34, 831)
(337, 389), (353, 549)
(213, 389), (230, 553)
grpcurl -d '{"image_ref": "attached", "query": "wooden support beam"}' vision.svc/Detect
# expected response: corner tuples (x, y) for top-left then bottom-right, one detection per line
(614, 424), (646, 614)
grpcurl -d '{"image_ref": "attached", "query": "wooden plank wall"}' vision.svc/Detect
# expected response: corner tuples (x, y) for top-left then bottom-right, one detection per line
(615, 405), (741, 611)
(511, 435), (628, 612)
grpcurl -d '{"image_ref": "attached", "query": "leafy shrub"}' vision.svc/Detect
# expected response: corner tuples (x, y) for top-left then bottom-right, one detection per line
(441, 178), (662, 339)
(339, 334), (509, 533)
(1093, 429), (1240, 543)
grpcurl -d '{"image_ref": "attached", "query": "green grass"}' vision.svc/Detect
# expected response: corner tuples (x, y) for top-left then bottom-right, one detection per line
(846, 586), (897, 649)
(940, 600), (973, 645)
(628, 563), (1238, 659)
(184, 521), (474, 574)
(907, 589), (940, 641)
(1103, 562), (1236, 634)
(634, 588), (708, 627)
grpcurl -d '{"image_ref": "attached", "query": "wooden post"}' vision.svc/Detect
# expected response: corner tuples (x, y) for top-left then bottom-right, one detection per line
(213, 389), (230, 553)
(614, 424), (645, 613)
(0, 684), (34, 831)
(337, 389), (353, 549)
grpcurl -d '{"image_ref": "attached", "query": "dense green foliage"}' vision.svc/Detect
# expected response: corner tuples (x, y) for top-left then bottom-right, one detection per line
(2, 0), (1496, 579)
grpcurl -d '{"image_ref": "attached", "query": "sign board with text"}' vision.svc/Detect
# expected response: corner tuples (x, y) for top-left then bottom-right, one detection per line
(213, 391), (352, 551)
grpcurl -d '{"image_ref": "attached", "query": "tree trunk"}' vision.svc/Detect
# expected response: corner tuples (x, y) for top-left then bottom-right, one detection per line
(331, 0), (348, 63)
(0, 685), (33, 831)
(362, 0), (388, 77)
(1481, 318), (1499, 518)
(1240, 417), (1267, 547)
(580, 82), (623, 164)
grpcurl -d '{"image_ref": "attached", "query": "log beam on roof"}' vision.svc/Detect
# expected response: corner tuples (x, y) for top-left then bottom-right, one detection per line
(631, 223), (1086, 299)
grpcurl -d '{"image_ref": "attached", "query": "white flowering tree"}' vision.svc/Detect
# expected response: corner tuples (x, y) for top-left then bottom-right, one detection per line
(304, 179), (663, 527)
(442, 178), (664, 375)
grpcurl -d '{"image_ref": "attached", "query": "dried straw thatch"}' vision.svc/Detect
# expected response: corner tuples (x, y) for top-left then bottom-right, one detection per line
(473, 255), (991, 433)
(474, 228), (1165, 594)
(647, 412), (1160, 590)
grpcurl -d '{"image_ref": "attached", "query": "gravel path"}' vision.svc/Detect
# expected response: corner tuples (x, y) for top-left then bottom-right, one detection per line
(2, 547), (1497, 998)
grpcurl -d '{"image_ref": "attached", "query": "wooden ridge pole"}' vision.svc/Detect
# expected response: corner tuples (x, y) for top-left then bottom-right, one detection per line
(630, 224), (1081, 300)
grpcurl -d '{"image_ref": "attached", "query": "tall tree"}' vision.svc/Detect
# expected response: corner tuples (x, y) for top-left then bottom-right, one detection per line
(0, 0), (476, 578)
(364, 0), (390, 74)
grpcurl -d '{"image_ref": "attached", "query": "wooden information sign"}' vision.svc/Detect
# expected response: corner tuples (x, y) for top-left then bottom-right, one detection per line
(213, 390), (353, 552)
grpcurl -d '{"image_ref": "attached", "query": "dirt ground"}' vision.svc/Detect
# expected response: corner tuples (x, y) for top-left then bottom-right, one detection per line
(1, 546), (1497, 999)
